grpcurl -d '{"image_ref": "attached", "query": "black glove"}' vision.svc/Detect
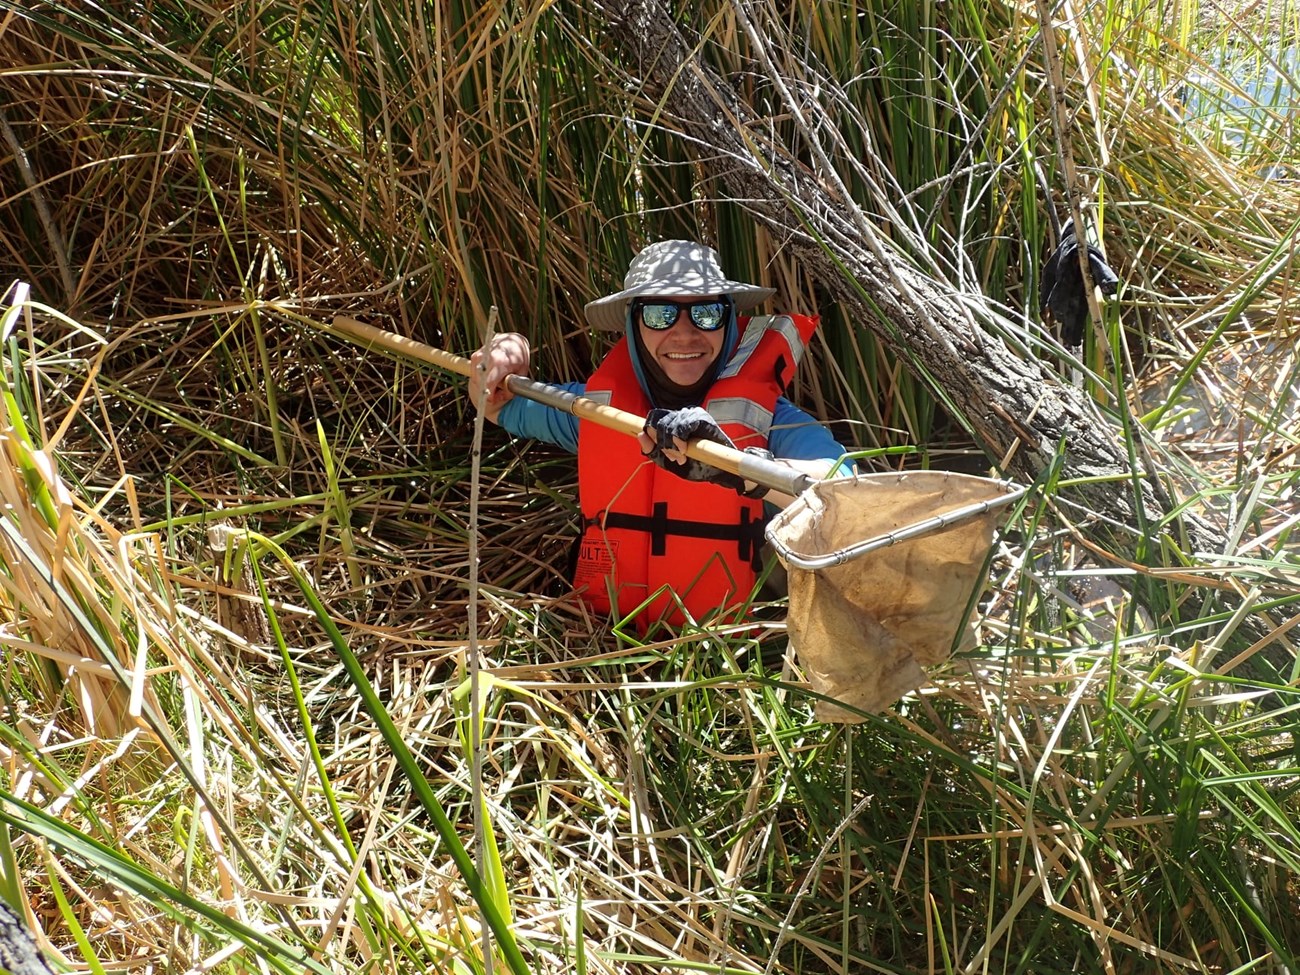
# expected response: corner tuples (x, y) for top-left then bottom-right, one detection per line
(642, 407), (770, 496)
(1039, 221), (1119, 347)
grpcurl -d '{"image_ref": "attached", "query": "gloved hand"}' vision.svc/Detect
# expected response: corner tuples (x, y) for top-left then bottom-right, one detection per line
(1039, 221), (1119, 347)
(642, 407), (770, 496)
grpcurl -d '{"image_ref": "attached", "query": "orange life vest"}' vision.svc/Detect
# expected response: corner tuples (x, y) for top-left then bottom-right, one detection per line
(573, 314), (819, 630)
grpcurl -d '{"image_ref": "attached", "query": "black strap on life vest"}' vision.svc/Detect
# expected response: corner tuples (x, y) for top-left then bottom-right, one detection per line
(597, 502), (768, 570)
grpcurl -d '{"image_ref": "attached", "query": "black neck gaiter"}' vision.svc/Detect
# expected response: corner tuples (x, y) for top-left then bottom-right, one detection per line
(631, 323), (724, 410)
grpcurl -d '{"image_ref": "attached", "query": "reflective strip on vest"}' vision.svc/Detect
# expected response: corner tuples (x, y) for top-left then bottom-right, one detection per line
(771, 315), (808, 370)
(708, 397), (774, 436)
(717, 317), (771, 380)
(717, 315), (808, 380)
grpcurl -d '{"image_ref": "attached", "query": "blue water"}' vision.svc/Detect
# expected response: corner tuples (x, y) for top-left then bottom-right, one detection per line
(1181, 45), (1300, 152)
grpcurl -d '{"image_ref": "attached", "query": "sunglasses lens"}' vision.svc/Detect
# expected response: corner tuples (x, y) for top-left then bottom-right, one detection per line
(635, 298), (730, 331)
(638, 303), (680, 330)
(689, 302), (726, 330)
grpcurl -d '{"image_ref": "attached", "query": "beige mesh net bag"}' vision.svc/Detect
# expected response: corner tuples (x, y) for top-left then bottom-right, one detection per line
(765, 471), (1023, 722)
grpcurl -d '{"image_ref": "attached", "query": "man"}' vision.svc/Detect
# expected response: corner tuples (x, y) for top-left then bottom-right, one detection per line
(471, 239), (849, 629)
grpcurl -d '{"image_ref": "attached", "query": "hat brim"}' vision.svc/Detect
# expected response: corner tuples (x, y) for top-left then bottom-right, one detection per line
(584, 281), (776, 331)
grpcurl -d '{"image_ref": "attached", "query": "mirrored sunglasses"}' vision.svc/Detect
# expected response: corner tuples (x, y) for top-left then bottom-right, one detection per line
(632, 297), (730, 332)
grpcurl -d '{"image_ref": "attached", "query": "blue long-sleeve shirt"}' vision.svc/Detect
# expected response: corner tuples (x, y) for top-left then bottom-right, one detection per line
(497, 381), (849, 465)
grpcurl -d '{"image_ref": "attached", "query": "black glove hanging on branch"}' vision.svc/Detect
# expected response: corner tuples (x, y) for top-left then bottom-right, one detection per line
(1039, 221), (1120, 347)
(642, 407), (770, 497)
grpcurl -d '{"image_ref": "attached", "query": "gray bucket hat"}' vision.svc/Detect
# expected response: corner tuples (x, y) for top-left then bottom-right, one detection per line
(583, 239), (776, 331)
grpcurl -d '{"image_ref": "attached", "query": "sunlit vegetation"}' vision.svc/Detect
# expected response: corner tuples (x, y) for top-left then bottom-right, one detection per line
(0, 0), (1297, 972)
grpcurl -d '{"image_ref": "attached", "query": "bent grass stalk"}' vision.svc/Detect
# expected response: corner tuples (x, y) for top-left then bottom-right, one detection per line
(469, 304), (501, 973)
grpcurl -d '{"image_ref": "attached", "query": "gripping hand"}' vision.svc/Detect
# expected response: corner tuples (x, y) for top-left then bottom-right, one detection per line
(642, 407), (769, 497)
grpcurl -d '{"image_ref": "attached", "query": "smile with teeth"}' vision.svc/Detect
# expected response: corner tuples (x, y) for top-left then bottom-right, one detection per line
(664, 351), (706, 359)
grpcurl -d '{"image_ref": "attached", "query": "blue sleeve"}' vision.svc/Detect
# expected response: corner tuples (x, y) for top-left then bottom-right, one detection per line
(499, 390), (847, 470)
(768, 398), (855, 473)
(496, 382), (583, 454)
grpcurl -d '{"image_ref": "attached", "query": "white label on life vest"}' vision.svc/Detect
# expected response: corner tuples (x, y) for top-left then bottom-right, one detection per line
(574, 537), (617, 586)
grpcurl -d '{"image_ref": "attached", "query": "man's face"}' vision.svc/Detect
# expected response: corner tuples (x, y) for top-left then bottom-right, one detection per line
(636, 295), (727, 387)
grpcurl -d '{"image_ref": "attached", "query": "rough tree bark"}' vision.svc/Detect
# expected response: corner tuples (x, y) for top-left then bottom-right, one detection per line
(589, 0), (1215, 559)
